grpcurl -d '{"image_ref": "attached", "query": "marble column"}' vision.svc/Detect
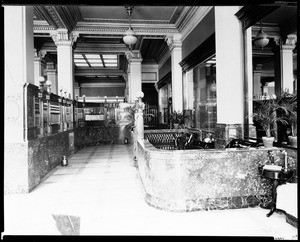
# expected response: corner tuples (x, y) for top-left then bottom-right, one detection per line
(158, 87), (164, 123)
(165, 34), (183, 112)
(4, 6), (34, 194)
(34, 49), (46, 87)
(274, 34), (297, 95)
(253, 64), (263, 99)
(280, 34), (297, 93)
(214, 6), (244, 146)
(52, 29), (78, 99)
(45, 62), (58, 94)
(74, 82), (80, 98)
(126, 50), (143, 102)
(123, 74), (129, 102)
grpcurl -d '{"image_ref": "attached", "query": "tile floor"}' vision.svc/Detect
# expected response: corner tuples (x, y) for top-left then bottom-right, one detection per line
(3, 144), (298, 238)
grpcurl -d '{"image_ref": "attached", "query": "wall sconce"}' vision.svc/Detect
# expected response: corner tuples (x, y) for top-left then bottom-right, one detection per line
(45, 80), (52, 94)
(254, 22), (269, 49)
(123, 6), (137, 50)
(210, 81), (216, 92)
(63, 89), (68, 98)
(59, 86), (63, 97)
(38, 76), (45, 90)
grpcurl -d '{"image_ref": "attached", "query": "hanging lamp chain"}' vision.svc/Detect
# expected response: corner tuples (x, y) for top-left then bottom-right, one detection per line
(126, 6), (134, 28)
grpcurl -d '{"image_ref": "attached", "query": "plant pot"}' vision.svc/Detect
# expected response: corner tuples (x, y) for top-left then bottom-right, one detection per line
(288, 136), (297, 148)
(262, 137), (275, 148)
(173, 123), (179, 129)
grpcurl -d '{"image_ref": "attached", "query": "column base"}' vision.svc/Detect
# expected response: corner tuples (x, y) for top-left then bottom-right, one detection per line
(215, 123), (243, 148)
(4, 142), (30, 194)
(248, 124), (257, 139)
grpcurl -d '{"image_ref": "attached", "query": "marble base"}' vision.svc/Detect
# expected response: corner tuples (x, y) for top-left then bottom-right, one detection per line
(145, 192), (264, 212)
(136, 138), (297, 212)
(5, 131), (72, 194)
(215, 123), (243, 148)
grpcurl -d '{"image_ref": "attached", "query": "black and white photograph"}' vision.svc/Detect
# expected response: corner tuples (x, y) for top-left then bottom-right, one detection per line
(2, 1), (298, 239)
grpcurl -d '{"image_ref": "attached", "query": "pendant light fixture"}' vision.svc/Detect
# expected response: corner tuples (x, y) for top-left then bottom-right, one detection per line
(123, 6), (138, 50)
(254, 22), (269, 49)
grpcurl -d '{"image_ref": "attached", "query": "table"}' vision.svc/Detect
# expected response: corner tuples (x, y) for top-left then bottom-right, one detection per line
(261, 168), (294, 217)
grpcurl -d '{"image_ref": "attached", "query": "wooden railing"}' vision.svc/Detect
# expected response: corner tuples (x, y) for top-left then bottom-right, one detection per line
(143, 103), (158, 128)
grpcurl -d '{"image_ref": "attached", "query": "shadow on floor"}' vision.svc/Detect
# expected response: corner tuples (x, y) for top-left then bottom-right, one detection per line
(52, 214), (80, 235)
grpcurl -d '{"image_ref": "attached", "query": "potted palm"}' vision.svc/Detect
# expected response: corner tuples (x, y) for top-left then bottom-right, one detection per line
(123, 106), (135, 143)
(284, 92), (297, 147)
(252, 95), (289, 148)
(122, 104), (154, 142)
(170, 110), (190, 129)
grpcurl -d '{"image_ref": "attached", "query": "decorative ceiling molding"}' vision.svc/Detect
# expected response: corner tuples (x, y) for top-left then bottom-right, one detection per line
(44, 6), (65, 29)
(235, 5), (280, 30)
(33, 6), (59, 29)
(175, 6), (198, 32)
(33, 7), (45, 20)
(83, 18), (170, 25)
(178, 6), (213, 41)
(73, 21), (179, 35)
(34, 6), (83, 32)
(53, 6), (83, 32)
(169, 6), (185, 24)
(34, 25), (56, 32)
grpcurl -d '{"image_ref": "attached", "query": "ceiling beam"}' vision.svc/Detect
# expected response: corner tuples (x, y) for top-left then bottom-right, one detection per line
(235, 5), (280, 30)
(75, 68), (125, 76)
(34, 6), (59, 29)
(100, 55), (106, 68)
(74, 43), (128, 53)
(82, 54), (91, 68)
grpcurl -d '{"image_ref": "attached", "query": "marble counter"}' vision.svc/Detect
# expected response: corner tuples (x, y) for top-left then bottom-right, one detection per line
(136, 138), (296, 212)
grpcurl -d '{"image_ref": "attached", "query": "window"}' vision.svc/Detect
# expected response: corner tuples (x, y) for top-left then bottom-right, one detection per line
(74, 53), (118, 68)
(193, 55), (217, 131)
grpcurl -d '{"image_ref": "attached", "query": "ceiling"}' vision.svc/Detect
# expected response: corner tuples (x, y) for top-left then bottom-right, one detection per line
(252, 6), (297, 69)
(33, 5), (185, 84)
(33, 5), (297, 85)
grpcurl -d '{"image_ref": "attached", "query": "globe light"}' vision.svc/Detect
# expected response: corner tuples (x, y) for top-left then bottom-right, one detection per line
(123, 27), (138, 46)
(254, 23), (269, 49)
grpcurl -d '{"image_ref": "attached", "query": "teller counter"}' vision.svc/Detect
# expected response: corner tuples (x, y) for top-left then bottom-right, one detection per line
(135, 137), (296, 212)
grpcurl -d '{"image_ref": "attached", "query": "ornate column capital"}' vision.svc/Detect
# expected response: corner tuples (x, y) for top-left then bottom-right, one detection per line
(282, 34), (297, 51)
(126, 50), (143, 63)
(165, 34), (182, 51)
(285, 34), (297, 46)
(51, 28), (78, 47)
(34, 49), (47, 61)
